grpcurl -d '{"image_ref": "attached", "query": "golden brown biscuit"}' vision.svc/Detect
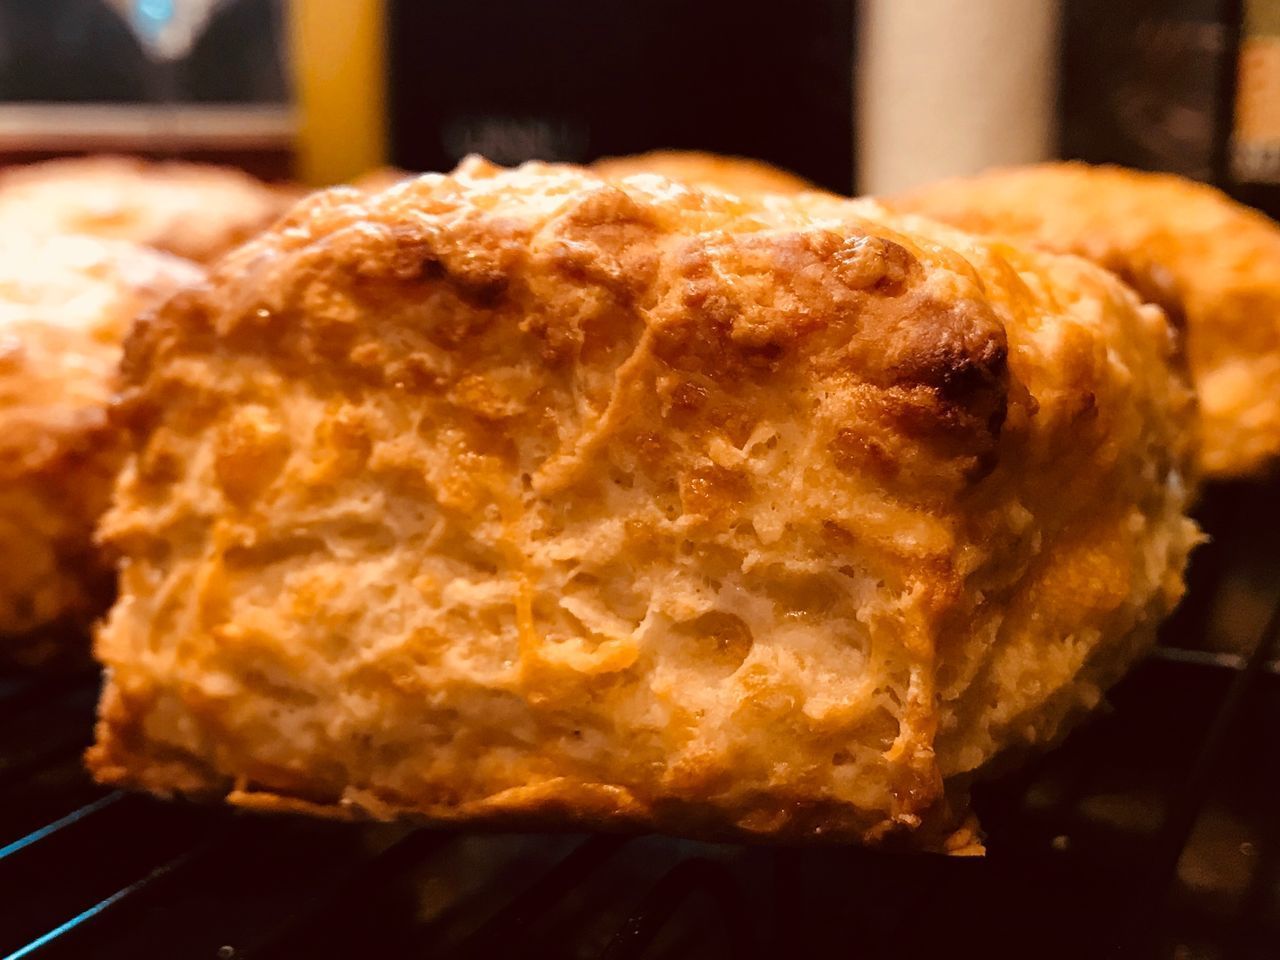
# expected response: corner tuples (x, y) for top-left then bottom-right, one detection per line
(0, 233), (201, 660)
(348, 166), (415, 192)
(593, 150), (819, 196)
(0, 156), (301, 264)
(88, 158), (1197, 847)
(892, 162), (1280, 478)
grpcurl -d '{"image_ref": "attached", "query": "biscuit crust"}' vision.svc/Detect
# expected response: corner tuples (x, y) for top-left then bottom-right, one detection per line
(0, 233), (202, 654)
(0, 156), (300, 264)
(89, 159), (1197, 846)
(593, 150), (819, 196)
(349, 167), (415, 192)
(892, 162), (1280, 478)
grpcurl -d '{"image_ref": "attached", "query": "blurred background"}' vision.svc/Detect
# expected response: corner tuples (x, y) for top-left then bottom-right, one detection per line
(0, 0), (1275, 213)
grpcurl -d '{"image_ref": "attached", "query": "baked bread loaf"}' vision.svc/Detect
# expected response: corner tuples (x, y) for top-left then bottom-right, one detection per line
(593, 150), (819, 196)
(0, 233), (201, 660)
(88, 158), (1198, 847)
(0, 156), (300, 264)
(892, 162), (1280, 478)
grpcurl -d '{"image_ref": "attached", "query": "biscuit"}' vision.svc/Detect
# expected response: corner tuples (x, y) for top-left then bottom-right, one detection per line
(349, 167), (415, 192)
(0, 156), (300, 264)
(88, 159), (1198, 846)
(0, 233), (201, 658)
(593, 150), (819, 196)
(892, 162), (1280, 478)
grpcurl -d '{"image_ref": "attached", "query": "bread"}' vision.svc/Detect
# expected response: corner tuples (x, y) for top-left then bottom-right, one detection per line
(0, 233), (201, 660)
(0, 156), (300, 264)
(88, 158), (1198, 847)
(593, 150), (819, 196)
(349, 167), (415, 192)
(891, 162), (1280, 478)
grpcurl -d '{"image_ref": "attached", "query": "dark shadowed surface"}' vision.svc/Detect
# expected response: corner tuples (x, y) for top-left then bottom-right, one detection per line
(386, 0), (855, 193)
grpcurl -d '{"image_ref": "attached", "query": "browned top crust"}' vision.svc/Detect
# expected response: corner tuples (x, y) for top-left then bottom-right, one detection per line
(89, 158), (1197, 846)
(592, 150), (821, 196)
(0, 156), (301, 264)
(892, 161), (1280, 479)
(0, 232), (202, 643)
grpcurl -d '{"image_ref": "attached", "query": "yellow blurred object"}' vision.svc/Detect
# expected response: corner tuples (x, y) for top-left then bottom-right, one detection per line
(286, 0), (387, 186)
(1234, 0), (1280, 184)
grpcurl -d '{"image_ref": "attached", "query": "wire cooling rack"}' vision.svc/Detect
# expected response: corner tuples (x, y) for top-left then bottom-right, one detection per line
(1, 491), (1277, 959)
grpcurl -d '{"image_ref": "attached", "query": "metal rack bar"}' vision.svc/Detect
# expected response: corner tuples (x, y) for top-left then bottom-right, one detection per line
(0, 792), (124, 863)
(2, 831), (227, 960)
(600, 858), (758, 960)
(1152, 594), (1280, 887)
(453, 834), (629, 958)
(236, 827), (451, 959)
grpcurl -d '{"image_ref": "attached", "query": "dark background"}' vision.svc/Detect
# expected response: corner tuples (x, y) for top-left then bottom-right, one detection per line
(0, 0), (287, 103)
(387, 0), (855, 193)
(0, 0), (1273, 211)
(1060, 0), (1241, 183)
